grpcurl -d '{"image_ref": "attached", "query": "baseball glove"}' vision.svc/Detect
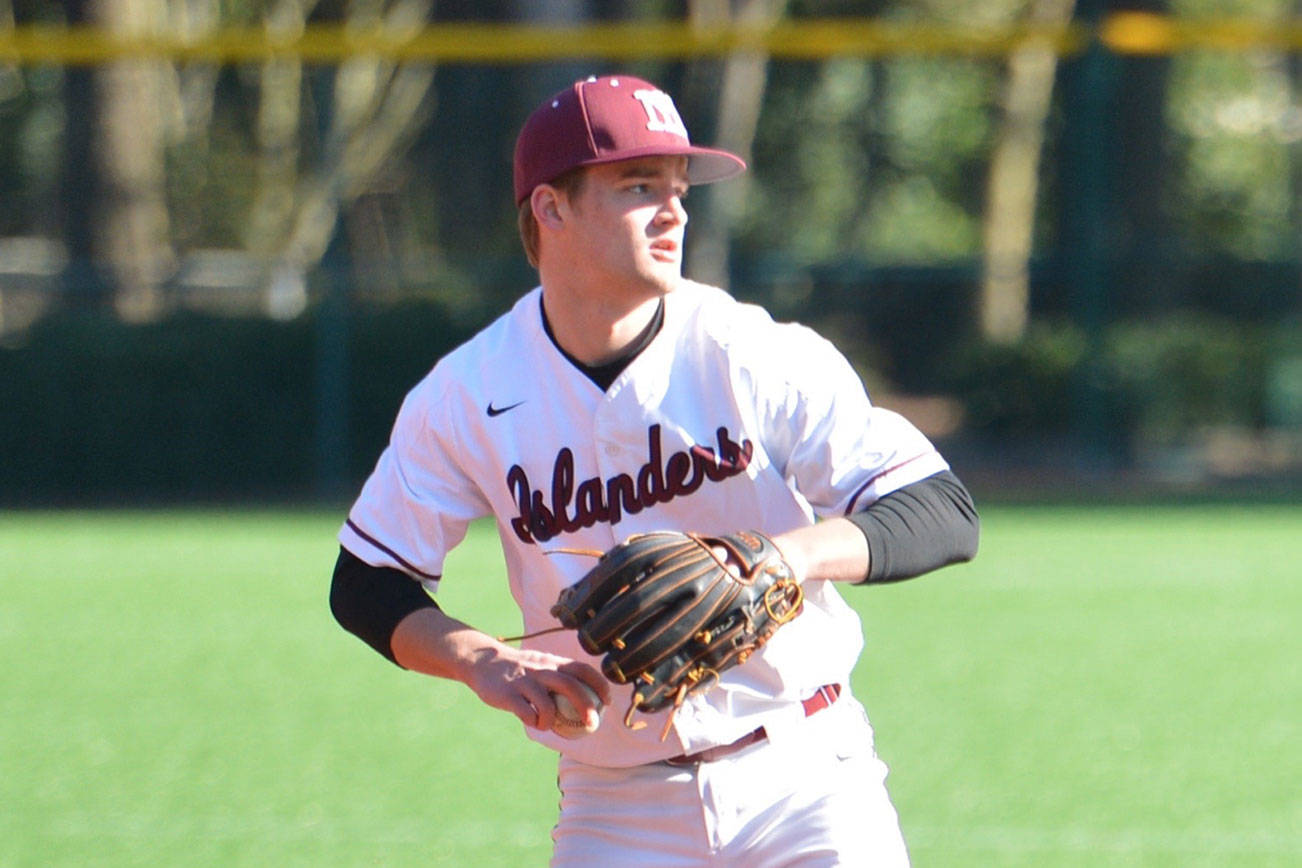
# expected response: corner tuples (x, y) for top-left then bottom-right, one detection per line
(550, 530), (804, 738)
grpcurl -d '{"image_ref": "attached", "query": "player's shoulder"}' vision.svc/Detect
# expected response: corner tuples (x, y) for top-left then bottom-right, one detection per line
(673, 279), (832, 355)
(440, 288), (538, 367)
(674, 279), (777, 338)
(402, 287), (542, 413)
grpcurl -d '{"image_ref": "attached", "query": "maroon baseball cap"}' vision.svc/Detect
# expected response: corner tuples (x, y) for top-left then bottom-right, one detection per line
(513, 75), (747, 205)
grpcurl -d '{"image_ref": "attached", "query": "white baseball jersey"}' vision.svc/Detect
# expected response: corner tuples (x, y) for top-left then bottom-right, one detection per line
(340, 280), (948, 768)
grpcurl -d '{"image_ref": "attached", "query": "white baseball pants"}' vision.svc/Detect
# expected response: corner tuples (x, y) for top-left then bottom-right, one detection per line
(550, 696), (910, 867)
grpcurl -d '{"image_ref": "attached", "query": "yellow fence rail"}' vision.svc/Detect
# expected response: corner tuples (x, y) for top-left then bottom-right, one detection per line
(1, 14), (1300, 65)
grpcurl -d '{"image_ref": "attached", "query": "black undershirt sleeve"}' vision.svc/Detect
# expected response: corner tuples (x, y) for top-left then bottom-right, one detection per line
(847, 469), (980, 584)
(329, 547), (440, 666)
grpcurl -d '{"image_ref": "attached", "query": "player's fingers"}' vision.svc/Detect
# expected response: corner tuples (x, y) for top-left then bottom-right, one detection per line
(543, 668), (608, 713)
(477, 667), (554, 730)
(504, 694), (542, 730)
(514, 677), (558, 732)
(473, 675), (542, 729)
(557, 660), (613, 705)
(533, 672), (589, 718)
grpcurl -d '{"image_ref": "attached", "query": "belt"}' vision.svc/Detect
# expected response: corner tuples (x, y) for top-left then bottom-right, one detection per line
(663, 684), (842, 766)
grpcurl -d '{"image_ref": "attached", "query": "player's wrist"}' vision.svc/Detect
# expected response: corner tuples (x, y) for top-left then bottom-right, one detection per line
(766, 531), (808, 584)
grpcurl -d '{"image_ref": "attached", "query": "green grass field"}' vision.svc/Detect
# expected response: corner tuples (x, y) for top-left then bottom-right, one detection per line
(2, 505), (1299, 866)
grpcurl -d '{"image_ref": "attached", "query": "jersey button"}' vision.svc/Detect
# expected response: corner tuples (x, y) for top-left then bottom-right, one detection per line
(604, 444), (621, 456)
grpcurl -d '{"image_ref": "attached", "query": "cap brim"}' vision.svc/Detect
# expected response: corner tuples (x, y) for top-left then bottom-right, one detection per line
(685, 148), (749, 185)
(575, 144), (747, 186)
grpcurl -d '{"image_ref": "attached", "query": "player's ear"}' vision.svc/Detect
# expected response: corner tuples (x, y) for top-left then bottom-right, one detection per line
(531, 184), (566, 230)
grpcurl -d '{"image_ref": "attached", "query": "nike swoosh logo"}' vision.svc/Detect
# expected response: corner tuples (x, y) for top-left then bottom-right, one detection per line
(487, 400), (525, 417)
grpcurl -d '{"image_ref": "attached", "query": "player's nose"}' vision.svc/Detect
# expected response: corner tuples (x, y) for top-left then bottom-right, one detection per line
(654, 193), (687, 227)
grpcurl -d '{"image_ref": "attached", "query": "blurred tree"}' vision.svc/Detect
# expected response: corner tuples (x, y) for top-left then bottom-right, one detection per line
(55, 0), (208, 321)
(683, 0), (788, 291)
(980, 0), (1075, 342)
(165, 0), (222, 245)
(739, 11), (996, 271)
(94, 0), (175, 321)
(1294, 1), (1301, 298)
(1112, 0), (1173, 318)
(247, 0), (436, 319)
(60, 0), (114, 313)
(0, 0), (19, 133)
(0, 0), (1295, 345)
(42, 0), (440, 322)
(0, 0), (33, 331)
(1166, 0), (1297, 263)
(244, 0), (316, 317)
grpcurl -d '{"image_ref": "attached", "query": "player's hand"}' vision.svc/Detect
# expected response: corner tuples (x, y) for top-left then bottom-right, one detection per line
(464, 643), (611, 732)
(388, 606), (610, 731)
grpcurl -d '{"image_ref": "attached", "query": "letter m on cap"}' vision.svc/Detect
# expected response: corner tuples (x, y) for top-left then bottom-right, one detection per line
(633, 89), (689, 140)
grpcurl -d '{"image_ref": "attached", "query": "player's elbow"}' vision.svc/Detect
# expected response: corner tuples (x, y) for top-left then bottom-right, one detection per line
(923, 506), (978, 574)
(944, 475), (980, 566)
(329, 546), (440, 666)
(951, 512), (980, 565)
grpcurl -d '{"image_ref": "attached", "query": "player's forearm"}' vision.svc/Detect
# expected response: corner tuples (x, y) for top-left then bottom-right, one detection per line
(390, 606), (505, 684)
(770, 519), (871, 584)
(329, 546), (536, 688)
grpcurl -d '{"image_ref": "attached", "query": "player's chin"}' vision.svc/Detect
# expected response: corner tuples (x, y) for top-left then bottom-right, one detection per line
(641, 258), (682, 292)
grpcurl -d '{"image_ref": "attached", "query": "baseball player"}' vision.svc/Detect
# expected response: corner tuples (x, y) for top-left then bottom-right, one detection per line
(331, 74), (979, 865)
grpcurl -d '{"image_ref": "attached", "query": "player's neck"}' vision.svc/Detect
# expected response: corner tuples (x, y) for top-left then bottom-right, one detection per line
(540, 284), (666, 367)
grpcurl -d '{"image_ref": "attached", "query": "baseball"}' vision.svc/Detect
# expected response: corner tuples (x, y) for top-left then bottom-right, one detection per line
(550, 683), (604, 739)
